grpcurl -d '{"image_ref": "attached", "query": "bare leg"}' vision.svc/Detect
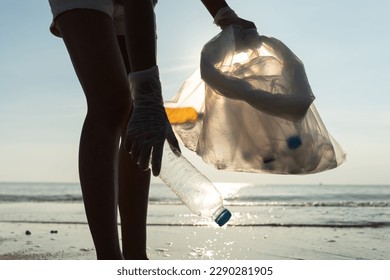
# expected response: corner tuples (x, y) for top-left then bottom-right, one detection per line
(118, 131), (151, 260)
(117, 36), (151, 260)
(56, 10), (131, 260)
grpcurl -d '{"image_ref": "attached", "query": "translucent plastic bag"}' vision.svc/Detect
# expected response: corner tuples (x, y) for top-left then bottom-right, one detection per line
(165, 26), (345, 174)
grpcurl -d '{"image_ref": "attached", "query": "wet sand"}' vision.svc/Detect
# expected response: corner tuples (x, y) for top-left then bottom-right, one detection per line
(0, 220), (389, 260)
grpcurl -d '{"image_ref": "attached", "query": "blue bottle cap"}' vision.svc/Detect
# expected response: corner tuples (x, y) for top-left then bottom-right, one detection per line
(214, 208), (232, 227)
(287, 136), (302, 150)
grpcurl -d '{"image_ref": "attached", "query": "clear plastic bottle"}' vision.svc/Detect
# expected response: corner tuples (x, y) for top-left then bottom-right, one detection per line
(158, 143), (232, 226)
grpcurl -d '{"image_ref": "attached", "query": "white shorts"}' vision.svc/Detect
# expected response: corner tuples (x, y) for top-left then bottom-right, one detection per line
(49, 0), (157, 37)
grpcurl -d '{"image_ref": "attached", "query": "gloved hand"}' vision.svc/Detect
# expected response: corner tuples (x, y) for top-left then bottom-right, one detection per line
(125, 66), (181, 176)
(214, 7), (256, 30)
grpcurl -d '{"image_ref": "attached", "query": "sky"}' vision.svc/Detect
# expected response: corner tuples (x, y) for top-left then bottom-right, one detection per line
(0, 0), (389, 185)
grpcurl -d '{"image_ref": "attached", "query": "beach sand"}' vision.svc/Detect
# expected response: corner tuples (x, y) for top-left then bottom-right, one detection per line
(0, 202), (389, 260)
(1, 221), (389, 260)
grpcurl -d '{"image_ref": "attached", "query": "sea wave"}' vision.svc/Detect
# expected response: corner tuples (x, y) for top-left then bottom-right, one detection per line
(1, 194), (389, 207)
(0, 195), (82, 202)
(224, 201), (390, 207)
(1, 183), (389, 208)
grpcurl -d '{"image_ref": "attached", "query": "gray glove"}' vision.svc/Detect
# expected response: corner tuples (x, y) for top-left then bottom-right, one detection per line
(214, 7), (256, 30)
(125, 66), (181, 176)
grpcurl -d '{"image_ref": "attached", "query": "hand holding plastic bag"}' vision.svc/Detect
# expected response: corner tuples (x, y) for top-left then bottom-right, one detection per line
(200, 26), (315, 122)
(214, 7), (256, 30)
(125, 66), (181, 176)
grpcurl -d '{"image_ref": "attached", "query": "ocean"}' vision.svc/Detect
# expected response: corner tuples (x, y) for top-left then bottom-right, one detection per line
(0, 182), (389, 228)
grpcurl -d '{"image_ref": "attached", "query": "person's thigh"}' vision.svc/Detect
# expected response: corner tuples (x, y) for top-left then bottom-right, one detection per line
(56, 9), (131, 118)
(49, 0), (117, 37)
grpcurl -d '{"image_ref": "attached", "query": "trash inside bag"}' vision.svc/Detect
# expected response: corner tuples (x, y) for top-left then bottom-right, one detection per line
(165, 25), (345, 175)
(201, 26), (315, 122)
